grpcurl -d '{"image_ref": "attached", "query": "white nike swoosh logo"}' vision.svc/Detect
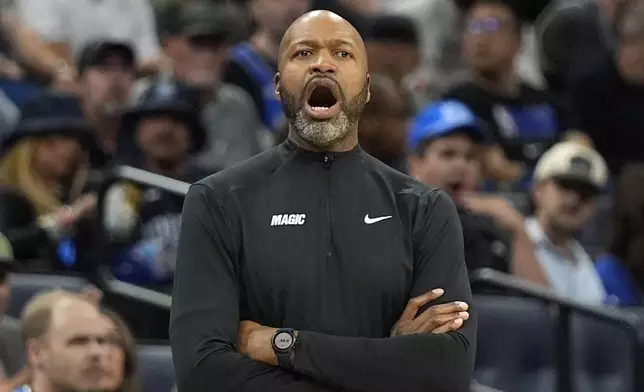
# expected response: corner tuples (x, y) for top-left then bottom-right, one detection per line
(364, 214), (392, 224)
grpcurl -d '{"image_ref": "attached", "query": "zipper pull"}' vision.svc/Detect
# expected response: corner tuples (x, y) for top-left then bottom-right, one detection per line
(323, 153), (334, 169)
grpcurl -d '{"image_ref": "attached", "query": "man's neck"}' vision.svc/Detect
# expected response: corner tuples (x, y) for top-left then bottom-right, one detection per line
(537, 213), (572, 248)
(473, 68), (520, 97)
(250, 30), (280, 63)
(84, 106), (119, 156)
(143, 157), (187, 179)
(29, 373), (55, 392)
(287, 128), (359, 153)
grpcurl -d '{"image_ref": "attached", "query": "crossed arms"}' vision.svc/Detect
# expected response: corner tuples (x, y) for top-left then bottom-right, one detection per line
(170, 184), (476, 392)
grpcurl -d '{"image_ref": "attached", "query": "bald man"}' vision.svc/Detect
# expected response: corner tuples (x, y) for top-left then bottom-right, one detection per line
(171, 11), (476, 392)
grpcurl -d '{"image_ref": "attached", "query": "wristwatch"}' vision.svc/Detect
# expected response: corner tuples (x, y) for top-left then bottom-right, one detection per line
(271, 328), (297, 369)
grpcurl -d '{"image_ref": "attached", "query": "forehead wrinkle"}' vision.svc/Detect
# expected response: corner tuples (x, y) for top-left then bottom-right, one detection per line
(278, 10), (368, 72)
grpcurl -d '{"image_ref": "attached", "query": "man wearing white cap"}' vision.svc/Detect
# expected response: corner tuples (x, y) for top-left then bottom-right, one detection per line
(527, 141), (608, 304)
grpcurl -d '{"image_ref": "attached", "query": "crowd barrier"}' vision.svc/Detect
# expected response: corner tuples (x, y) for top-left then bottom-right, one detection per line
(471, 268), (644, 392)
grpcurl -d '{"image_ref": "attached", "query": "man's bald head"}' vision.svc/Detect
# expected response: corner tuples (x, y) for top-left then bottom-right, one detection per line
(278, 10), (367, 71)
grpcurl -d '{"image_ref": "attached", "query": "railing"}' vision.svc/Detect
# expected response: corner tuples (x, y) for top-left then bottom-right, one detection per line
(90, 165), (186, 339)
(93, 165), (191, 279)
(470, 268), (644, 392)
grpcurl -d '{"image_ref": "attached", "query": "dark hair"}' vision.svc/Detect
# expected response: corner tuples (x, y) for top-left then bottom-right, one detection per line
(364, 15), (419, 46)
(609, 164), (644, 291)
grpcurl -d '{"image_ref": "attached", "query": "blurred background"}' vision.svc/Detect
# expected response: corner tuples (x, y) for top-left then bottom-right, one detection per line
(0, 0), (644, 391)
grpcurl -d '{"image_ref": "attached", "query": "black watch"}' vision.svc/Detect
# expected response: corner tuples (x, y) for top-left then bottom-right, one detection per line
(271, 328), (297, 369)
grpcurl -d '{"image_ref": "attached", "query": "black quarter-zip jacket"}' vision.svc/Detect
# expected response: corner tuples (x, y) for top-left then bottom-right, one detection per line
(170, 139), (477, 392)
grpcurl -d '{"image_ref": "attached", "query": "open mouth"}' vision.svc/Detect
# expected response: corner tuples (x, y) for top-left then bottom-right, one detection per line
(303, 79), (341, 120)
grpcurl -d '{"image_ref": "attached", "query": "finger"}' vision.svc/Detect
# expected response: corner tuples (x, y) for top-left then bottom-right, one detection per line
(406, 302), (468, 332)
(432, 318), (464, 334)
(398, 289), (444, 322)
(412, 310), (469, 333)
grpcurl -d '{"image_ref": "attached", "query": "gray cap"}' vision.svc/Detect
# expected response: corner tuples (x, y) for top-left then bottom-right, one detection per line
(176, 2), (247, 43)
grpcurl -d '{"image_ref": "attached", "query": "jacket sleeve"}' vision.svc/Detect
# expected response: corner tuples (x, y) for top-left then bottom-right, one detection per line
(291, 189), (477, 392)
(0, 189), (49, 258)
(169, 184), (337, 392)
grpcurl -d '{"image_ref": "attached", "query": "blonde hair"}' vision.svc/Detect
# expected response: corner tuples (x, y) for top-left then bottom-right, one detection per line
(0, 138), (88, 216)
(20, 289), (88, 341)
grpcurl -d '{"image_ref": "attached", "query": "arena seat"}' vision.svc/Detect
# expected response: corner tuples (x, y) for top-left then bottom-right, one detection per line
(7, 272), (89, 318)
(136, 344), (175, 392)
(473, 295), (556, 392)
(572, 314), (635, 392)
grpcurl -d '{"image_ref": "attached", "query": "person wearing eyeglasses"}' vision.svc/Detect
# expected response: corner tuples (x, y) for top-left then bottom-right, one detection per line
(443, 0), (588, 191)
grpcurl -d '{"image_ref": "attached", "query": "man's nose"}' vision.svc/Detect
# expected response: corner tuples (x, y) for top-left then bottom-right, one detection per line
(309, 53), (337, 75)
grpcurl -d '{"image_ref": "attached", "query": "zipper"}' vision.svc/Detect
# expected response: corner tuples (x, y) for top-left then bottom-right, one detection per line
(323, 153), (334, 259)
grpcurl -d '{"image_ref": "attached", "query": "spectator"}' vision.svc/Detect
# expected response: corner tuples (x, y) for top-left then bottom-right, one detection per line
(104, 81), (208, 289)
(407, 100), (547, 285)
(223, 0), (310, 133)
(0, 233), (27, 390)
(568, 0), (644, 177)
(596, 164), (644, 306)
(364, 15), (421, 88)
(15, 0), (162, 77)
(16, 290), (115, 392)
(527, 141), (608, 304)
(142, 2), (270, 170)
(76, 40), (137, 170)
(383, 0), (543, 101)
(358, 73), (412, 172)
(444, 0), (580, 189)
(537, 0), (632, 94)
(1, 6), (78, 91)
(100, 310), (142, 392)
(0, 92), (97, 269)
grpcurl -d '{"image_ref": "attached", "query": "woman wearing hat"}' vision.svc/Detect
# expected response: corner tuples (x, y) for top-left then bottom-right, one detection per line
(0, 91), (97, 269)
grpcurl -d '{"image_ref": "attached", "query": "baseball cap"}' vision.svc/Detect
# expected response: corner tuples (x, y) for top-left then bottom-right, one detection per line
(533, 141), (608, 190)
(176, 2), (244, 43)
(77, 40), (135, 74)
(407, 100), (487, 151)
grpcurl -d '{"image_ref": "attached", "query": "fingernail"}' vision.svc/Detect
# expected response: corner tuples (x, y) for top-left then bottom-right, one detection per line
(453, 318), (463, 325)
(456, 301), (469, 310)
(458, 312), (469, 319)
(432, 288), (444, 295)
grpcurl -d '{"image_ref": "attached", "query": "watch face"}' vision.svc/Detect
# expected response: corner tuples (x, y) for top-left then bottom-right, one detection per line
(274, 331), (294, 350)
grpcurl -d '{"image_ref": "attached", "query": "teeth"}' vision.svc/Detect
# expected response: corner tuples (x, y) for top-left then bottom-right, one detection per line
(311, 106), (330, 111)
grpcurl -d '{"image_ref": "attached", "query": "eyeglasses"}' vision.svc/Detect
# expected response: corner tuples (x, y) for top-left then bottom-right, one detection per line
(466, 17), (514, 35)
(553, 178), (599, 201)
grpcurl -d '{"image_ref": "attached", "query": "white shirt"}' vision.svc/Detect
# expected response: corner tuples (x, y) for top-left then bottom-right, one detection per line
(16, 0), (160, 61)
(525, 217), (606, 305)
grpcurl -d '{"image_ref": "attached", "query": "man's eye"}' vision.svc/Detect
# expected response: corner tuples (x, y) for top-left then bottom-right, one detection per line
(336, 51), (352, 59)
(295, 50), (313, 57)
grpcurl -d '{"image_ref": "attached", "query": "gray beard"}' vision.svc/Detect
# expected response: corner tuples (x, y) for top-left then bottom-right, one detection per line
(292, 110), (352, 148)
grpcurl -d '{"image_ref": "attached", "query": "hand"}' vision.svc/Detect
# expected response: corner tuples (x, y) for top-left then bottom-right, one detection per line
(71, 193), (98, 219)
(55, 194), (97, 228)
(81, 285), (103, 305)
(460, 194), (524, 233)
(390, 289), (469, 337)
(238, 321), (279, 366)
(52, 67), (79, 93)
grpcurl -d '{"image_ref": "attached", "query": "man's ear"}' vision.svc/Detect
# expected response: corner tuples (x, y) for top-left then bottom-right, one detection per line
(26, 338), (44, 369)
(274, 73), (280, 97)
(366, 73), (371, 103)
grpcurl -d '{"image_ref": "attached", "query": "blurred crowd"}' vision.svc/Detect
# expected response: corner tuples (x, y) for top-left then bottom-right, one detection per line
(0, 0), (643, 390)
